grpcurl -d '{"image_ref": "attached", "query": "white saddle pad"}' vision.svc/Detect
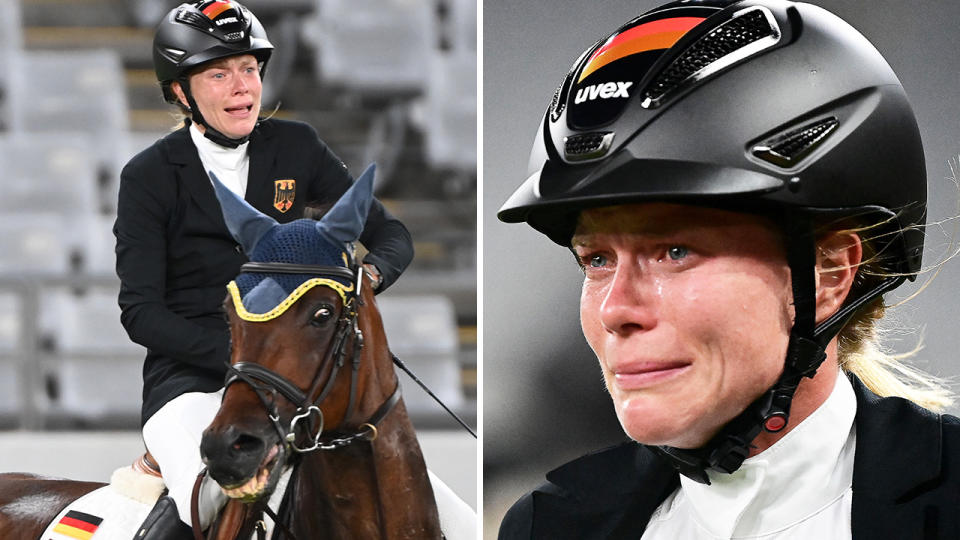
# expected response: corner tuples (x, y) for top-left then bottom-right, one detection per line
(37, 467), (294, 540)
(39, 467), (163, 540)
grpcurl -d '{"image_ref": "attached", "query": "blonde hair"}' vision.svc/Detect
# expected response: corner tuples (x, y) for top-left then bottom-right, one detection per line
(838, 298), (953, 411)
(831, 219), (955, 412)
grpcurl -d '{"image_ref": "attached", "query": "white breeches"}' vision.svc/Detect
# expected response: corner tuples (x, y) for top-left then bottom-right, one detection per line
(142, 390), (227, 529)
(428, 468), (478, 539)
(141, 391), (477, 538)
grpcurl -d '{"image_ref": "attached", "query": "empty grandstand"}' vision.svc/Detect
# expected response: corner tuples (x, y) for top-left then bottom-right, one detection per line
(0, 0), (476, 504)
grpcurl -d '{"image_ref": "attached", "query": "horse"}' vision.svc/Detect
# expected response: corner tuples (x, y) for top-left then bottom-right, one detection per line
(198, 247), (442, 539)
(0, 164), (445, 539)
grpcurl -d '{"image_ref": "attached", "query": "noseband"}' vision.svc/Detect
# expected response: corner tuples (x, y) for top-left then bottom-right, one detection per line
(223, 261), (400, 454)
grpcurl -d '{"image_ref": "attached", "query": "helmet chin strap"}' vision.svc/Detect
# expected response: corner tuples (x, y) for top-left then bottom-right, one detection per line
(650, 217), (826, 484)
(179, 78), (252, 149)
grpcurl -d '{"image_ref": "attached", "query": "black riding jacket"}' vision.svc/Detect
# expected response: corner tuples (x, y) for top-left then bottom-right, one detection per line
(114, 119), (413, 424)
(499, 375), (960, 539)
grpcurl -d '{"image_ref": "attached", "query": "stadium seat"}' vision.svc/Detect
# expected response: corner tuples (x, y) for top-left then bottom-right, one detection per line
(0, 291), (21, 353)
(49, 356), (143, 426)
(302, 0), (435, 94)
(0, 213), (74, 275)
(40, 288), (143, 426)
(0, 0), (22, 131)
(449, 0), (476, 52)
(8, 50), (128, 134)
(78, 214), (117, 276)
(423, 50), (476, 170)
(0, 288), (36, 427)
(0, 133), (99, 216)
(43, 288), (139, 356)
(126, 0), (178, 27)
(7, 50), (130, 198)
(0, 358), (20, 425)
(377, 294), (464, 415)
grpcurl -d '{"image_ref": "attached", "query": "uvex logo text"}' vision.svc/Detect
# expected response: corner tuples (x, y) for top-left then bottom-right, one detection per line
(575, 82), (633, 104)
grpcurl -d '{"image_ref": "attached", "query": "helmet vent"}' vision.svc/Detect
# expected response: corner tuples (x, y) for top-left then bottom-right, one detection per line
(564, 132), (615, 162)
(752, 117), (839, 168)
(175, 9), (213, 31)
(550, 82), (566, 122)
(642, 6), (781, 108)
(162, 47), (186, 62)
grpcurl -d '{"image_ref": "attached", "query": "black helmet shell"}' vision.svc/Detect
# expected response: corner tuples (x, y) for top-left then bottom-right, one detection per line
(499, 0), (925, 277)
(153, 1), (274, 103)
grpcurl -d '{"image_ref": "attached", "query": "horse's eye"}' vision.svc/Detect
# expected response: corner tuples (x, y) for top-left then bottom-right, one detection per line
(311, 305), (334, 326)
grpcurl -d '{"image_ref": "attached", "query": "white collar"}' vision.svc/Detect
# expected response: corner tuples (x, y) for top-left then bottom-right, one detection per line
(669, 372), (857, 537)
(189, 123), (249, 171)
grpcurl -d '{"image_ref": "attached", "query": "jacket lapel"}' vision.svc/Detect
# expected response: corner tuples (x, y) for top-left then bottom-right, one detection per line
(850, 375), (943, 539)
(531, 442), (678, 539)
(245, 120), (277, 206)
(164, 121), (278, 228)
(524, 378), (947, 539)
(164, 125), (228, 229)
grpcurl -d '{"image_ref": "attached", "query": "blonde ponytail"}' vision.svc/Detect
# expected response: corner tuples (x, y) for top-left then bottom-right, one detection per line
(837, 296), (953, 412)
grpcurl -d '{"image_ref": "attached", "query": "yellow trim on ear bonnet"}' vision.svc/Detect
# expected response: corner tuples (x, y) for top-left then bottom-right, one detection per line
(228, 278), (354, 322)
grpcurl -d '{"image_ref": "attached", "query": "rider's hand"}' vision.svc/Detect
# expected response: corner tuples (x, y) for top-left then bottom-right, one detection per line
(363, 263), (382, 291)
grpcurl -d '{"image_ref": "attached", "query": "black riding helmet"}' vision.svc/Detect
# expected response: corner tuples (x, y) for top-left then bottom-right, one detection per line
(153, 0), (274, 147)
(499, 0), (926, 483)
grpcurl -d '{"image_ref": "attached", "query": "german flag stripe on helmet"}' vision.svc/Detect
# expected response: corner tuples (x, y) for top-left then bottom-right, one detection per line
(202, 1), (233, 20)
(578, 16), (705, 83)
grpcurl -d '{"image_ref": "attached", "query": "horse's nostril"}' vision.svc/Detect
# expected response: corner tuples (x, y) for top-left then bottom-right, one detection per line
(230, 433), (265, 456)
(201, 426), (266, 465)
(201, 426), (272, 487)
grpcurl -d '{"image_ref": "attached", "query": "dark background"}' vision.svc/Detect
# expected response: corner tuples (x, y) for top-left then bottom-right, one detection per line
(482, 1), (960, 536)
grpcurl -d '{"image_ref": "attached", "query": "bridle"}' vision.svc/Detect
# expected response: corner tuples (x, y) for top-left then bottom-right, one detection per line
(192, 259), (402, 540)
(223, 260), (400, 454)
(194, 259), (471, 540)
(212, 260), (399, 539)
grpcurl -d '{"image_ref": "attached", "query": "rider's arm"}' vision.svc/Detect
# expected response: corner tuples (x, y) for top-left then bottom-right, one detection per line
(305, 128), (414, 292)
(114, 151), (230, 371)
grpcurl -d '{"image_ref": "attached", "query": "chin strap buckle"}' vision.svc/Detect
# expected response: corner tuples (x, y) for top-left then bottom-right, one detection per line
(654, 331), (828, 482)
(707, 436), (752, 474)
(763, 413), (788, 432)
(757, 383), (796, 434)
(758, 334), (827, 433)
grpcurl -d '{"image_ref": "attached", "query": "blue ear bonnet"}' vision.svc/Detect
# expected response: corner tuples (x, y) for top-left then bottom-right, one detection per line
(235, 220), (354, 316)
(210, 164), (376, 318)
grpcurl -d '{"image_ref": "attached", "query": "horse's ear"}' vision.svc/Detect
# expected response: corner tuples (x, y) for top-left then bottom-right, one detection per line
(209, 170), (278, 254)
(316, 163), (376, 245)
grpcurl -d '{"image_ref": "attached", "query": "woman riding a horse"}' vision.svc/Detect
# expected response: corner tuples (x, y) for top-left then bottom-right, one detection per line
(117, 1), (473, 537)
(0, 2), (474, 537)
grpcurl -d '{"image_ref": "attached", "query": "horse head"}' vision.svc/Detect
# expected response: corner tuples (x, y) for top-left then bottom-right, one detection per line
(200, 165), (397, 502)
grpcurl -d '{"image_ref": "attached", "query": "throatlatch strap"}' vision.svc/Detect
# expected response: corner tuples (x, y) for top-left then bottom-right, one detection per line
(652, 217), (827, 484)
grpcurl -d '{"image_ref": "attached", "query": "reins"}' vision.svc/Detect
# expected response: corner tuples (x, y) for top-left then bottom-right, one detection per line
(393, 355), (476, 438)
